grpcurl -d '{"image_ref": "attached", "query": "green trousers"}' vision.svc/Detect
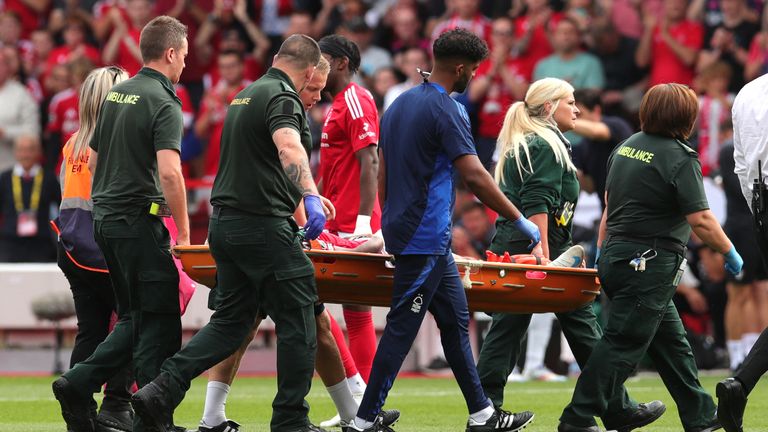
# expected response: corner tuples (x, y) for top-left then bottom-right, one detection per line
(63, 215), (181, 432)
(477, 236), (636, 419)
(476, 305), (636, 418)
(560, 240), (717, 429)
(160, 209), (318, 432)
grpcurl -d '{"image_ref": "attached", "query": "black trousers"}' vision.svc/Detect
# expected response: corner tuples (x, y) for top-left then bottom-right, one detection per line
(57, 242), (132, 408)
(734, 212), (768, 394)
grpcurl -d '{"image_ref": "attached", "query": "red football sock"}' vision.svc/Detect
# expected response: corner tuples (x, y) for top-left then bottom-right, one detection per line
(328, 312), (358, 378)
(343, 309), (377, 382)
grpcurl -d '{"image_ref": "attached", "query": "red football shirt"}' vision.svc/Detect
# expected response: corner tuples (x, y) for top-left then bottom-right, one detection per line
(116, 28), (143, 76)
(320, 82), (382, 234)
(47, 88), (79, 147)
(198, 80), (250, 177)
(204, 55), (264, 88)
(474, 58), (525, 138)
(514, 12), (563, 80)
(175, 84), (195, 131)
(46, 44), (102, 71)
(3, 0), (42, 38)
(47, 87), (79, 173)
(650, 20), (703, 86)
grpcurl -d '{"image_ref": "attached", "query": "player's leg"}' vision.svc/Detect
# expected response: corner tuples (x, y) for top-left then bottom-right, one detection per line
(320, 311), (367, 428)
(315, 307), (360, 426)
(336, 233), (379, 382)
(520, 313), (563, 381)
(726, 282), (748, 371)
(196, 321), (259, 432)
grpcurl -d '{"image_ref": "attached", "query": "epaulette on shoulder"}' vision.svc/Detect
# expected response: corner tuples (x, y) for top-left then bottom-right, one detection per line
(280, 81), (295, 93)
(675, 139), (698, 156)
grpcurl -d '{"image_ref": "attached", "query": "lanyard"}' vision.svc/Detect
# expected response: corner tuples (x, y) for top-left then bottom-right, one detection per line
(12, 170), (43, 213)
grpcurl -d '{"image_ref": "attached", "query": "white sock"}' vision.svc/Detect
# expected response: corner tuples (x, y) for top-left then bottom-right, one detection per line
(353, 417), (374, 429)
(469, 404), (495, 424)
(327, 380), (359, 423)
(743, 332), (760, 355)
(347, 373), (366, 395)
(523, 313), (554, 374)
(201, 381), (230, 427)
(727, 340), (743, 370)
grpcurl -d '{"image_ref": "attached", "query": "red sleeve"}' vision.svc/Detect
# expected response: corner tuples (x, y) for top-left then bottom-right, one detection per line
(686, 22), (704, 50)
(514, 17), (526, 38)
(85, 45), (102, 66)
(344, 86), (379, 152)
(47, 97), (62, 133)
(475, 59), (492, 78)
(176, 85), (193, 115)
(748, 34), (763, 63)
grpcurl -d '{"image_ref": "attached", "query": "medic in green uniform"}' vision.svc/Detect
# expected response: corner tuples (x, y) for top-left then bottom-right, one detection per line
(476, 78), (665, 432)
(52, 16), (191, 432)
(558, 84), (744, 432)
(130, 35), (332, 432)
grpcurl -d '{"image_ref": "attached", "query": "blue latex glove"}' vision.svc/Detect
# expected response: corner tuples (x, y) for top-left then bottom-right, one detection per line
(724, 247), (744, 276)
(594, 247), (601, 269)
(512, 215), (541, 251)
(303, 195), (326, 240)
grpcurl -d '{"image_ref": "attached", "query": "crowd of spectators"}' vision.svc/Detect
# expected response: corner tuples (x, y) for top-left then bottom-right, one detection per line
(2, 0), (768, 367)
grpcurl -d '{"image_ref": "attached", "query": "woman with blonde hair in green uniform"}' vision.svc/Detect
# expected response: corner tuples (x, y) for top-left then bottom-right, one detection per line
(477, 77), (666, 432)
(558, 83), (744, 432)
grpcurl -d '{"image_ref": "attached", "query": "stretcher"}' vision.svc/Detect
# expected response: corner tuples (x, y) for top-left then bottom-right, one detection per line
(173, 245), (601, 313)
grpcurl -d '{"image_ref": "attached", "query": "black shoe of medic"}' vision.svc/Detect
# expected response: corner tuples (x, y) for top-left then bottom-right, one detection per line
(717, 377), (747, 432)
(196, 420), (240, 432)
(95, 407), (133, 432)
(53, 376), (97, 432)
(298, 424), (330, 432)
(130, 375), (175, 432)
(602, 400), (666, 432)
(466, 408), (534, 432)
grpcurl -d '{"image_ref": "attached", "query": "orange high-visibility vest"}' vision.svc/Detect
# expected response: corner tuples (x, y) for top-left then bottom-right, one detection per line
(51, 135), (108, 272)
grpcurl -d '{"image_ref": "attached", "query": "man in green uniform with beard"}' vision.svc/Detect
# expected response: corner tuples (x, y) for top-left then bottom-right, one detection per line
(130, 34), (332, 432)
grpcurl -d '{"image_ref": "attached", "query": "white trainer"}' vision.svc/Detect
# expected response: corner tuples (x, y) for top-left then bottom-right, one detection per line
(549, 245), (585, 268)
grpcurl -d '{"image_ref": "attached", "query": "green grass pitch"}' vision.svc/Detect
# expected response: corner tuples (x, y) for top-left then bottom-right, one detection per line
(0, 374), (765, 431)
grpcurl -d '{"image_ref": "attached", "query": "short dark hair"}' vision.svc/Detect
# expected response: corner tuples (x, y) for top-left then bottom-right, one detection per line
(639, 83), (699, 140)
(218, 49), (244, 62)
(139, 16), (188, 63)
(556, 16), (581, 33)
(573, 88), (602, 111)
(276, 34), (321, 69)
(319, 34), (361, 73)
(432, 28), (489, 64)
(341, 16), (371, 34)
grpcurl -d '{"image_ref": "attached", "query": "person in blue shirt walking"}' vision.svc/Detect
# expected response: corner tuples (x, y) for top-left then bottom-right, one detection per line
(345, 29), (541, 432)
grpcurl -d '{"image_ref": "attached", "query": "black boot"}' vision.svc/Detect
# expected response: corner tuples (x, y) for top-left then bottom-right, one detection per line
(130, 373), (175, 432)
(53, 376), (96, 432)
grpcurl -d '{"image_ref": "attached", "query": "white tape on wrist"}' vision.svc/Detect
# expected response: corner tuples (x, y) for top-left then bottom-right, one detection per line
(354, 214), (373, 235)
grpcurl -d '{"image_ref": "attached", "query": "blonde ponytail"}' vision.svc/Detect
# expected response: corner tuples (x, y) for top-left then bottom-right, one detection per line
(72, 66), (129, 159)
(494, 78), (576, 185)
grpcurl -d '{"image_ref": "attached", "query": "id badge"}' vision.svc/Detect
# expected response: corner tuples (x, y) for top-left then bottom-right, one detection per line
(672, 258), (687, 287)
(17, 211), (38, 237)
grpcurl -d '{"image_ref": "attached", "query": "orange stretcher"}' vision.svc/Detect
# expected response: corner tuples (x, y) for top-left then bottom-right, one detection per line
(173, 245), (601, 314)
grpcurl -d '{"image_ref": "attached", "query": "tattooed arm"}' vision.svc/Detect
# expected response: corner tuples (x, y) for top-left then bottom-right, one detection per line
(272, 127), (320, 197)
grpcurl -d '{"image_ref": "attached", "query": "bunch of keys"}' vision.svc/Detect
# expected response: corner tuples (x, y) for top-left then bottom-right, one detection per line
(629, 249), (657, 272)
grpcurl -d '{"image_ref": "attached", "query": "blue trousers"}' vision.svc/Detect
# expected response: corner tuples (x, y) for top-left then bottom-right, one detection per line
(357, 253), (490, 421)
